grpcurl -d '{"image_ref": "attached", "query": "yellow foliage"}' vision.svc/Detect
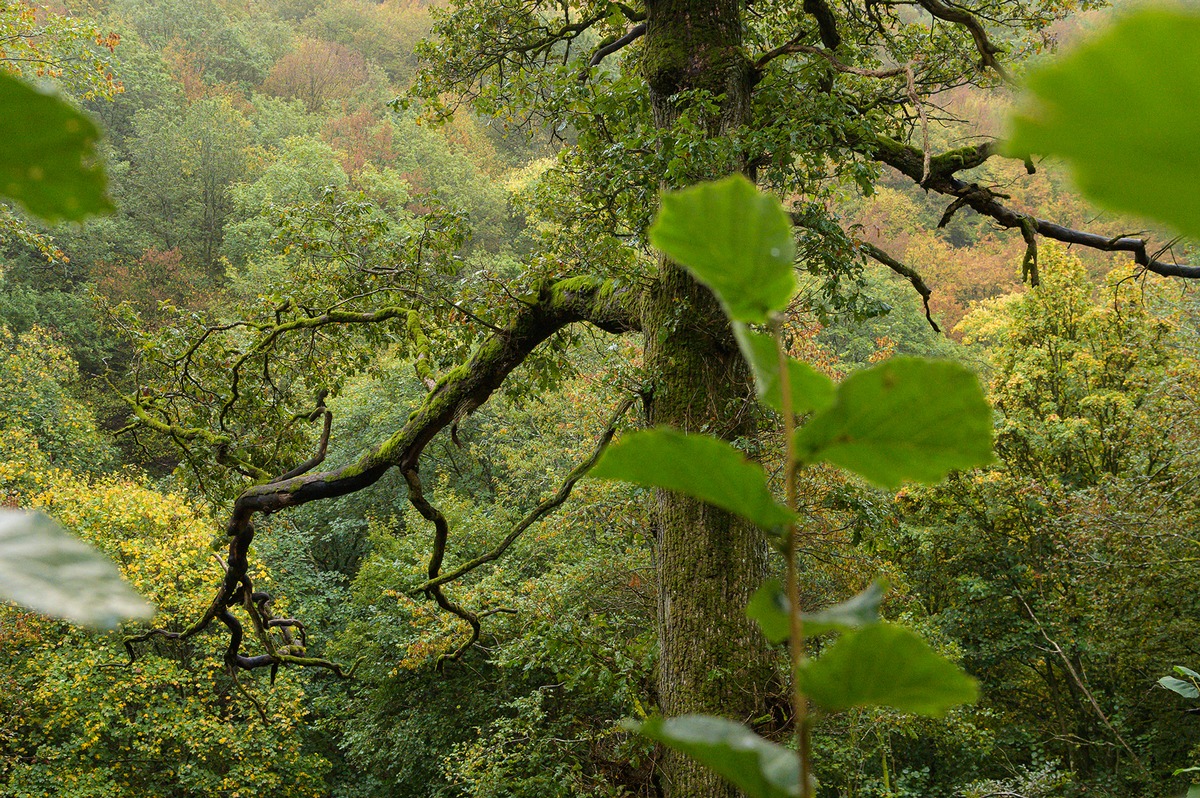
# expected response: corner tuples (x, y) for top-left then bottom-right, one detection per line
(0, 457), (330, 796)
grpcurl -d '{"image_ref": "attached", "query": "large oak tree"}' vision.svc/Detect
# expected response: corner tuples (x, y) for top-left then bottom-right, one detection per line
(124, 2), (1200, 796)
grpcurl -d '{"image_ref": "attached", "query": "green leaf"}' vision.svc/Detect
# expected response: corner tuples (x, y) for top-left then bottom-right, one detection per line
(630, 715), (800, 798)
(794, 358), (993, 489)
(1005, 10), (1200, 240)
(592, 428), (795, 532)
(733, 323), (835, 415)
(1160, 675), (1200, 699)
(1189, 784), (1200, 798)
(802, 581), (887, 637)
(1176, 665), (1200, 680)
(0, 509), (153, 629)
(798, 623), (978, 716)
(0, 72), (112, 221)
(747, 579), (792, 644)
(748, 580), (887, 643)
(649, 174), (796, 323)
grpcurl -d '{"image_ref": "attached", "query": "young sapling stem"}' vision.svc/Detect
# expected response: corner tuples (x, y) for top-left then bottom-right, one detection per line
(771, 316), (813, 798)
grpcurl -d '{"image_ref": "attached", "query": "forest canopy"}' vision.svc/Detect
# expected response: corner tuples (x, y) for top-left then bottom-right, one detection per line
(2, 1), (1200, 797)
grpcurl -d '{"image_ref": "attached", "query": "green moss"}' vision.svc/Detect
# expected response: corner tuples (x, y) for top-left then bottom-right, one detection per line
(642, 35), (691, 94)
(548, 275), (605, 303)
(929, 144), (988, 176)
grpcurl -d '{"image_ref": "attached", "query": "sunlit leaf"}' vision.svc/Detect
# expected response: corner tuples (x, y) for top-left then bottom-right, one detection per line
(0, 72), (112, 221)
(1006, 9), (1200, 240)
(631, 715), (800, 798)
(649, 174), (796, 323)
(592, 428), (795, 532)
(794, 358), (993, 489)
(798, 623), (978, 716)
(733, 324), (835, 415)
(0, 509), (154, 629)
(748, 580), (887, 643)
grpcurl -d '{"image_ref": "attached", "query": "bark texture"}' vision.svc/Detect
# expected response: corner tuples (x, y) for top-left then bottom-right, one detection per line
(642, 3), (776, 796)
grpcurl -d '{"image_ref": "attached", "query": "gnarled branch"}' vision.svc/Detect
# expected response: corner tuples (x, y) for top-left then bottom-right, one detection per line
(912, 0), (1011, 81)
(806, 0), (843, 49)
(125, 276), (641, 677)
(403, 466), (485, 667)
(412, 392), (637, 595)
(859, 241), (941, 332)
(870, 135), (1200, 279)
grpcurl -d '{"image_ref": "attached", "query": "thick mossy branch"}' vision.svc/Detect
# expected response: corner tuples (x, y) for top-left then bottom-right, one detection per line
(407, 310), (439, 389)
(230, 277), (638, 516)
(871, 136), (996, 184)
(870, 135), (1200, 279)
(128, 276), (641, 678)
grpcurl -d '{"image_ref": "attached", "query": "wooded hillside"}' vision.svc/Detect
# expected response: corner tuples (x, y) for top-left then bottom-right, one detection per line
(2, 1), (1199, 796)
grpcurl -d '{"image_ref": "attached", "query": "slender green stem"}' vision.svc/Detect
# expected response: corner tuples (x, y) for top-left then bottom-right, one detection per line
(772, 318), (812, 798)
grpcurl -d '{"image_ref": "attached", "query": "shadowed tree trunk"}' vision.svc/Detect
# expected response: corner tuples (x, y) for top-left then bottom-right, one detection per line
(642, 3), (776, 795)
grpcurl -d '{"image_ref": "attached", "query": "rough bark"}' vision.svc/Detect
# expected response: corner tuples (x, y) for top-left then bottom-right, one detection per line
(642, 3), (776, 796)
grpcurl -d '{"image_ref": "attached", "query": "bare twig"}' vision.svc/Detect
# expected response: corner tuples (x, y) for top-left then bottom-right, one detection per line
(859, 241), (942, 332)
(1017, 595), (1146, 774)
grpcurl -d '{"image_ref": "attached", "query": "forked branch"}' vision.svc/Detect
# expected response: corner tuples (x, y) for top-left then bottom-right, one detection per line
(403, 392), (636, 665)
(124, 277), (641, 678)
(871, 135), (1200, 279)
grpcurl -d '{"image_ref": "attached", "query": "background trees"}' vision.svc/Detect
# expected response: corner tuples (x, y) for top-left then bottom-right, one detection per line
(877, 249), (1200, 792)
(4, 0), (1200, 796)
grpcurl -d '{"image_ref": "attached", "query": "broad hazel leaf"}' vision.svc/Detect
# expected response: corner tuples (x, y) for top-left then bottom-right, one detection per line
(794, 358), (993, 489)
(747, 579), (792, 644)
(801, 581), (887, 637)
(0, 72), (113, 221)
(748, 580), (887, 643)
(592, 428), (795, 532)
(733, 323), (835, 415)
(0, 509), (154, 629)
(649, 175), (797, 323)
(1160, 675), (1200, 700)
(798, 623), (978, 716)
(1006, 10), (1200, 240)
(630, 715), (801, 798)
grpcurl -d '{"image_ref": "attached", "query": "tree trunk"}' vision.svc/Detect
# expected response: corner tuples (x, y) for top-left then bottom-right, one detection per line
(641, 4), (775, 797)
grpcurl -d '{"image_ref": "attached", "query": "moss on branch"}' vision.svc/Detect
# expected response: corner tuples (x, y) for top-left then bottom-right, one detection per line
(129, 275), (641, 679)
